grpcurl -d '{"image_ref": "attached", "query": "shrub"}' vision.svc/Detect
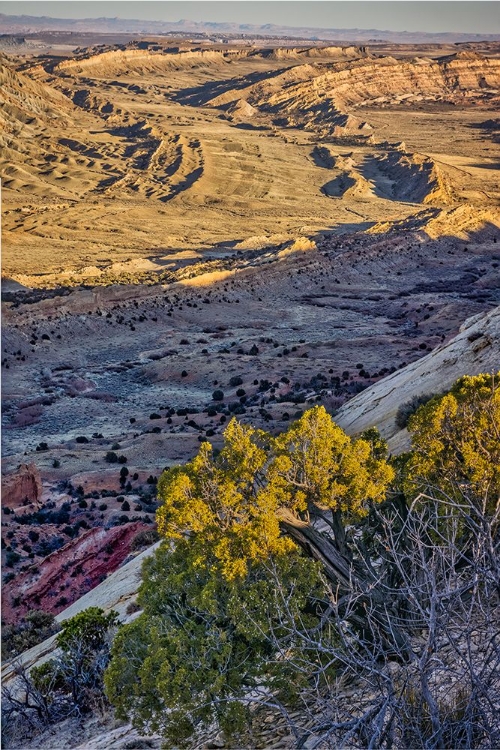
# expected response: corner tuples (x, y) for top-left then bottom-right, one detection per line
(121, 500), (130, 512)
(212, 389), (224, 402)
(395, 393), (438, 430)
(76, 436), (89, 444)
(5, 550), (21, 567)
(1, 610), (60, 659)
(24, 607), (119, 721)
(229, 376), (243, 387)
(131, 528), (160, 550)
(105, 451), (118, 464)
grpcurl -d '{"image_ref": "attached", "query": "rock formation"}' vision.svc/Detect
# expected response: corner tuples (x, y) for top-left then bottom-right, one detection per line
(336, 305), (500, 451)
(2, 463), (42, 511)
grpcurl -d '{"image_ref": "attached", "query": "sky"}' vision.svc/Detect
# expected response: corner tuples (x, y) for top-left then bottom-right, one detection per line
(0, 1), (499, 34)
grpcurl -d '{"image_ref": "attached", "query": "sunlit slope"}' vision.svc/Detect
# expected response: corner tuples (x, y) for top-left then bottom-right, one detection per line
(2, 46), (499, 281)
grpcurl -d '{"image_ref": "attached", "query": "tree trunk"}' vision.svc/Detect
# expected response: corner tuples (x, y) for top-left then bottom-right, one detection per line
(280, 516), (412, 656)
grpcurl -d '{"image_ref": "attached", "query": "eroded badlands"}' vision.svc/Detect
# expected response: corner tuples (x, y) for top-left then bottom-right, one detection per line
(2, 39), (500, 623)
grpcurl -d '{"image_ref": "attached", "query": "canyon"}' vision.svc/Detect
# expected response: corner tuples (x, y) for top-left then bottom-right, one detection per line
(1, 33), (500, 748)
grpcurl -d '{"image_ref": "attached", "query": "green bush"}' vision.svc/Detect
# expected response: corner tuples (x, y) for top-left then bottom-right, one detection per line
(131, 528), (160, 550)
(2, 610), (60, 659)
(395, 392), (439, 430)
(5, 550), (20, 568)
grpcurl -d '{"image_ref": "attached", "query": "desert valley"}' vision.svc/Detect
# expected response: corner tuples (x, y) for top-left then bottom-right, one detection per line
(1, 11), (500, 749)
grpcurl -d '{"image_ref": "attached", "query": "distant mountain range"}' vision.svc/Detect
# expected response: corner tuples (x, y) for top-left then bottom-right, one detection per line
(1, 13), (500, 44)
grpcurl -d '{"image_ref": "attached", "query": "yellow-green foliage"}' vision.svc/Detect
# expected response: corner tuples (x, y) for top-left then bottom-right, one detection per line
(104, 540), (327, 745)
(271, 406), (394, 517)
(105, 384), (498, 746)
(157, 420), (294, 580)
(156, 406), (394, 580)
(404, 372), (500, 514)
(106, 407), (392, 742)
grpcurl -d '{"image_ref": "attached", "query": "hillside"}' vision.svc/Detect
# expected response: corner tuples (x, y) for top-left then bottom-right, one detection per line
(2, 33), (500, 749)
(3, 304), (497, 665)
(336, 305), (500, 451)
(2, 42), (499, 281)
(2, 313), (499, 747)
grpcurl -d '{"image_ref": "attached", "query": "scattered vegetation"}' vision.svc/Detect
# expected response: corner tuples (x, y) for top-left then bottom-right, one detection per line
(2, 608), (118, 746)
(105, 373), (500, 748)
(4, 375), (499, 750)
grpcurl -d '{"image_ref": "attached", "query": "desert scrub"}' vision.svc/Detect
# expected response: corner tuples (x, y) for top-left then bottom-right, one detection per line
(395, 392), (440, 429)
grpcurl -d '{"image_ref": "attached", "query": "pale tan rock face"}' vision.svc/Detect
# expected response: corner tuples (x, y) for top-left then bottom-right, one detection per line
(335, 306), (500, 452)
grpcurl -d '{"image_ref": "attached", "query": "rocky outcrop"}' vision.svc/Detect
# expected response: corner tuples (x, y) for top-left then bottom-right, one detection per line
(260, 44), (369, 61)
(367, 203), (500, 238)
(206, 52), (500, 135)
(0, 55), (71, 130)
(1, 540), (160, 684)
(368, 149), (455, 204)
(28, 43), (368, 79)
(335, 306), (500, 452)
(2, 463), (42, 510)
(318, 145), (455, 204)
(49, 46), (251, 77)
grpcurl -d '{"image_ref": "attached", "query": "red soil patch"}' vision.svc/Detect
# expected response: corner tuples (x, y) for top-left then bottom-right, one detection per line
(2, 521), (149, 623)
